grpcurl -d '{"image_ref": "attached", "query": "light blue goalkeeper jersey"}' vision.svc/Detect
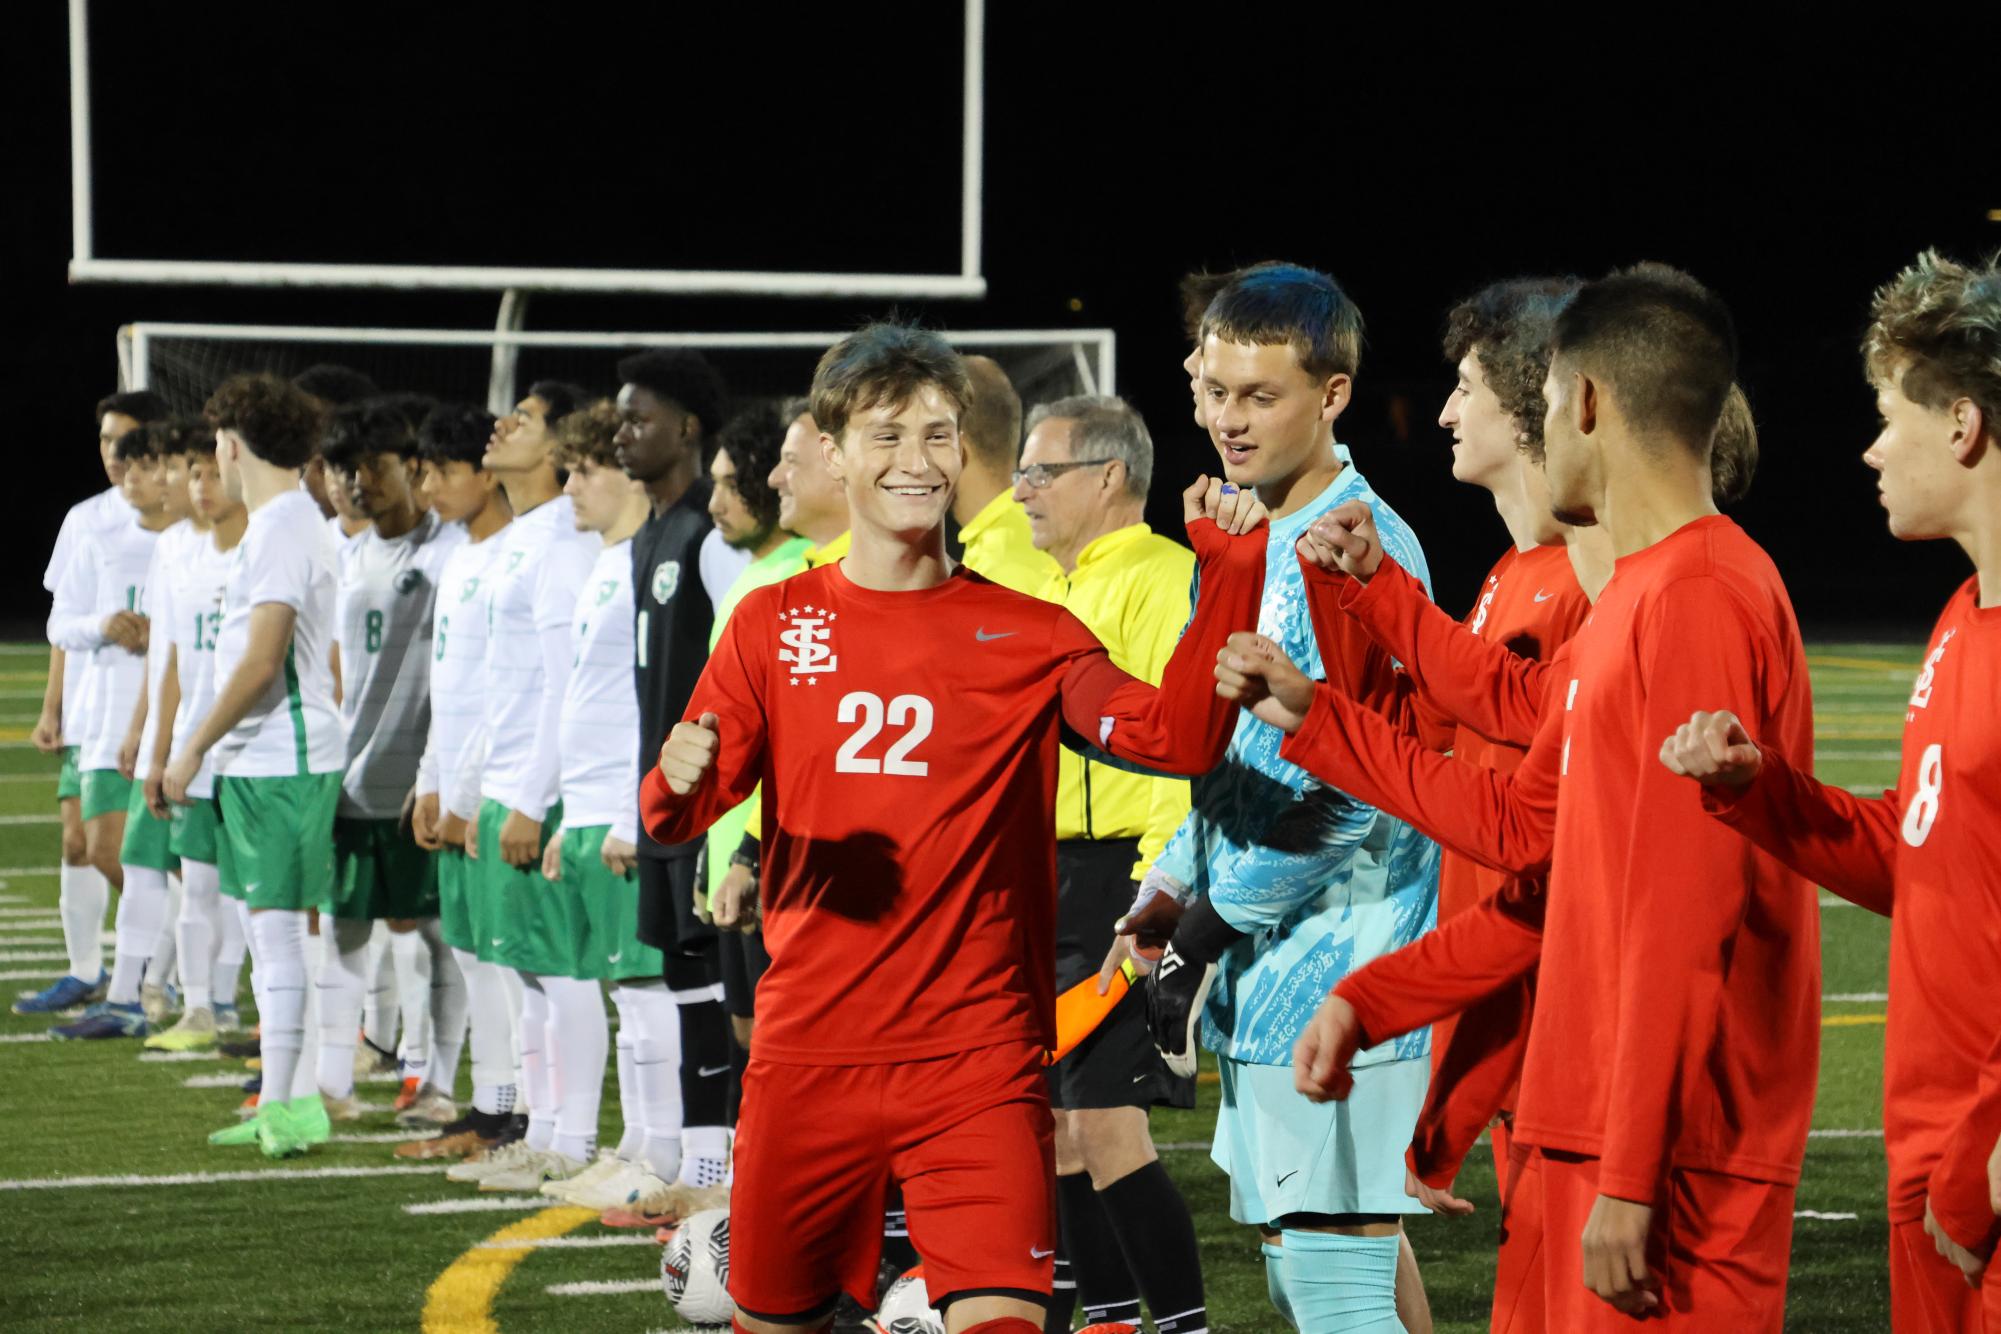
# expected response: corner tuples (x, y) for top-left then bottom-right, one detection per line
(1154, 449), (1442, 1069)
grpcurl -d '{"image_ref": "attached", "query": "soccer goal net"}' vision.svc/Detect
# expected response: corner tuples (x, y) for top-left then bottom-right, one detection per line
(117, 323), (1118, 420)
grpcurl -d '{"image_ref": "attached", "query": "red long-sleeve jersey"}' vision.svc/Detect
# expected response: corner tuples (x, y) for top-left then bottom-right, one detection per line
(1283, 516), (1819, 1199)
(1707, 577), (2001, 1242)
(641, 519), (1264, 1067)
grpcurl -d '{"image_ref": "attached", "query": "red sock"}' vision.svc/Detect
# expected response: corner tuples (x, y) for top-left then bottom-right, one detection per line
(960, 1320), (1044, 1334)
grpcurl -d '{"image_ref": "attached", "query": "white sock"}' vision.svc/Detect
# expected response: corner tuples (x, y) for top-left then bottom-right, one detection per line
(424, 923), (467, 1098)
(519, 975), (554, 1152)
(362, 920), (397, 1054)
(389, 927), (433, 1083)
(176, 861), (221, 1012)
(248, 910), (308, 1104)
(238, 899), (262, 1027)
(108, 865), (170, 1006)
(679, 1124), (731, 1189)
(458, 948), (517, 1116)
(611, 989), (643, 1161)
(292, 927), (324, 1101)
(314, 916), (372, 1100)
(214, 884), (247, 1010)
(58, 863), (108, 981)
(543, 974), (608, 1163)
(625, 980), (683, 1181)
(145, 871), (183, 991)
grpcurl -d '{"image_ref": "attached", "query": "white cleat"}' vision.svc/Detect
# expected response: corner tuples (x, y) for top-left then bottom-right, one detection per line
(572, 1161), (673, 1213)
(479, 1148), (586, 1194)
(537, 1150), (625, 1202)
(395, 1089), (458, 1127)
(320, 1090), (371, 1123)
(445, 1139), (535, 1185)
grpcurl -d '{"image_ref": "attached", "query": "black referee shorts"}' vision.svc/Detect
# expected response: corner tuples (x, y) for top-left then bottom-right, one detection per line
(1047, 838), (1195, 1112)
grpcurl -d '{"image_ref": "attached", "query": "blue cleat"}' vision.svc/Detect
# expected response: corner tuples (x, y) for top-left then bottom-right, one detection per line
(50, 1001), (149, 1040)
(213, 1003), (242, 1033)
(12, 971), (108, 1015)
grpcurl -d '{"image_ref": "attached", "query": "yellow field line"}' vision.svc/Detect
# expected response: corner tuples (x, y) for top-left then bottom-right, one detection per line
(421, 1204), (596, 1334)
(1822, 1014), (1886, 1028)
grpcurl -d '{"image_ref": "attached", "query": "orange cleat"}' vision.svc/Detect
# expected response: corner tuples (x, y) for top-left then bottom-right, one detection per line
(393, 1076), (421, 1111)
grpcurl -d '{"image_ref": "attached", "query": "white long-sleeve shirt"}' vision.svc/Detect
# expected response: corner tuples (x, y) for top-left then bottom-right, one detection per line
(558, 540), (641, 846)
(44, 487), (129, 748)
(420, 520), (510, 820)
(159, 522), (235, 801)
(477, 496), (596, 822)
(49, 509), (159, 772)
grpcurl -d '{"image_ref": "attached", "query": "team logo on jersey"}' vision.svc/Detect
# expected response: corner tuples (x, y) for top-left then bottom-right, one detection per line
(506, 552), (526, 573)
(394, 570), (425, 595)
(1469, 576), (1499, 635)
(1908, 627), (1956, 715)
(458, 577), (480, 602)
(651, 560), (682, 604)
(595, 578), (619, 606)
(777, 604), (839, 683)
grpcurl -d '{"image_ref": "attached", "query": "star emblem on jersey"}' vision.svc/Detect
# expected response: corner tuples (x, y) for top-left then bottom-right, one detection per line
(651, 560), (683, 604)
(777, 604), (839, 684)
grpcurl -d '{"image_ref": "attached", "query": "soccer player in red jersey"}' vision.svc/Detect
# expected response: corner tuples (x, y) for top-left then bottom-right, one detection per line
(1213, 264), (1819, 1330)
(1659, 251), (2001, 1332)
(640, 322), (1269, 1334)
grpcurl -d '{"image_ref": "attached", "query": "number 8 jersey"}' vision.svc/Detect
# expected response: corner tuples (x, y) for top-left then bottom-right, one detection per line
(643, 524), (1267, 1068)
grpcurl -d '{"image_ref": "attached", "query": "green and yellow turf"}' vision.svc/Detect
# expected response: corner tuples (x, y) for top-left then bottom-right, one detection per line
(0, 643), (1910, 1331)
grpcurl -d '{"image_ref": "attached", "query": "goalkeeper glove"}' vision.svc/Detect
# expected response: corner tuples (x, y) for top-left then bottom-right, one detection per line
(1146, 894), (1244, 1079)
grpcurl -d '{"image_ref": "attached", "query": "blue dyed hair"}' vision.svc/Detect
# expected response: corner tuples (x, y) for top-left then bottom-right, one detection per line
(1199, 262), (1366, 380)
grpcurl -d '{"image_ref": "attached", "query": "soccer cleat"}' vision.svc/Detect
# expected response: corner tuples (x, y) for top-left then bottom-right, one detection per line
(144, 1005), (218, 1051)
(538, 1150), (625, 1199)
(396, 1089), (458, 1127)
(625, 1179), (728, 1224)
(552, 1160), (671, 1212)
(209, 1106), (267, 1147)
(320, 1090), (370, 1123)
(397, 1108), (508, 1159)
(354, 1039), (399, 1080)
(255, 1101), (313, 1159)
(139, 981), (172, 1026)
(218, 1033), (260, 1059)
(50, 1001), (149, 1040)
(478, 1148), (586, 1194)
(286, 1094), (331, 1146)
(12, 971), (107, 1015)
(393, 1076), (421, 1112)
(445, 1139), (536, 1184)
(213, 1003), (242, 1033)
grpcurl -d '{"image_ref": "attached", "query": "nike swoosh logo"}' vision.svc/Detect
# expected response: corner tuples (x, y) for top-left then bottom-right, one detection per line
(605, 953), (621, 964)
(1276, 1169), (1301, 1187)
(974, 628), (1016, 642)
(1030, 1245), (1055, 1259)
(1532, 589), (1554, 603)
(696, 1064), (730, 1078)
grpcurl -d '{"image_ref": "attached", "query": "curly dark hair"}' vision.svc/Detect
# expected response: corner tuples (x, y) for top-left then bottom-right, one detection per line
(291, 364), (379, 407)
(417, 403), (494, 467)
(205, 373), (326, 469)
(157, 416), (214, 458)
(1710, 382), (1758, 507)
(1863, 250), (2001, 422)
(1442, 277), (1581, 461)
(713, 400), (787, 533)
(319, 400), (421, 473)
(553, 399), (623, 470)
(112, 423), (159, 464)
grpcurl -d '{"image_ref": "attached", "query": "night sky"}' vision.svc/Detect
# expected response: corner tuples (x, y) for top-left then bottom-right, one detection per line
(11, 4), (1998, 632)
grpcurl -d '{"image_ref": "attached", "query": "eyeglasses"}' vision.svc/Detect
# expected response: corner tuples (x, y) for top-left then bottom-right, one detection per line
(1012, 458), (1113, 490)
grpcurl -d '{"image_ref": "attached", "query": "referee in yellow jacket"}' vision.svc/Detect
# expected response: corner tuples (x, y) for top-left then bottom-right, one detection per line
(1013, 396), (1208, 1334)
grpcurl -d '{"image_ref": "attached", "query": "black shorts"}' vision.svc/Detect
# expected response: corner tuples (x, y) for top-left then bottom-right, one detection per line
(1047, 839), (1195, 1112)
(636, 850), (716, 955)
(719, 927), (771, 1020)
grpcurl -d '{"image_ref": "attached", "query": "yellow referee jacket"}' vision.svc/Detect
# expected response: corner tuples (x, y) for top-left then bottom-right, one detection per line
(1034, 523), (1195, 881)
(959, 489), (1061, 595)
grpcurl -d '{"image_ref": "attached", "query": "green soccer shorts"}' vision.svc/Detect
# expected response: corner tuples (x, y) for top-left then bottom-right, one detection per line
(328, 817), (439, 921)
(563, 825), (664, 982)
(168, 796), (220, 865)
(80, 768), (132, 822)
(118, 781), (179, 873)
(477, 798), (587, 976)
(215, 773), (340, 912)
(57, 746), (82, 801)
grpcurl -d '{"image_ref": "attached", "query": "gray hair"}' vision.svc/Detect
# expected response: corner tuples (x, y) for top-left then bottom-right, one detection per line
(1023, 394), (1153, 500)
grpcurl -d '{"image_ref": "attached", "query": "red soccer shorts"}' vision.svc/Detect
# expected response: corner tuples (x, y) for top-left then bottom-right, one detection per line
(1889, 1215), (1989, 1332)
(1491, 1136), (1546, 1334)
(1534, 1148), (1794, 1330)
(729, 1039), (1055, 1321)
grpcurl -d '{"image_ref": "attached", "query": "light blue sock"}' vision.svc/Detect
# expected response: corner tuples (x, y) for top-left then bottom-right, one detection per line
(1270, 1229), (1405, 1333)
(1262, 1242), (1295, 1327)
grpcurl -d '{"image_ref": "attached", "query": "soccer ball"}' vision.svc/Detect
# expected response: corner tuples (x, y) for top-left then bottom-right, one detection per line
(869, 1266), (943, 1334)
(660, 1207), (733, 1324)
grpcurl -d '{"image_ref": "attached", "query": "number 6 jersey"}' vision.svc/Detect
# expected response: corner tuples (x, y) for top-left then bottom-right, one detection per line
(642, 519), (1267, 1067)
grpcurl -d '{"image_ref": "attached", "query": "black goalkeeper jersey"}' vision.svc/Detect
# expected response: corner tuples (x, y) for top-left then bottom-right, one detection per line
(632, 480), (718, 861)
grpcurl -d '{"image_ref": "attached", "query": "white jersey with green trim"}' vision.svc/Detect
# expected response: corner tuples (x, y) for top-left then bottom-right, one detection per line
(162, 523), (235, 801)
(44, 487), (128, 748)
(558, 540), (639, 845)
(210, 490), (345, 779)
(47, 508), (160, 772)
(424, 521), (510, 821)
(336, 511), (464, 819)
(478, 495), (596, 822)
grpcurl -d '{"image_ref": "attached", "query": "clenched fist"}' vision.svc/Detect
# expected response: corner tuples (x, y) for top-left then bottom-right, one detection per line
(658, 712), (722, 796)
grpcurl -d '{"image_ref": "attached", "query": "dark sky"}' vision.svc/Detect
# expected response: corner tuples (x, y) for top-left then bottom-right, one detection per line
(9, 4), (1999, 633)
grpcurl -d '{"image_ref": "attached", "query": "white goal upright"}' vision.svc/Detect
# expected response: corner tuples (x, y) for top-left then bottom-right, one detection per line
(118, 323), (1117, 420)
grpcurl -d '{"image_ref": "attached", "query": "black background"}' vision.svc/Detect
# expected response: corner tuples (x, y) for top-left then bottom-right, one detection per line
(8, 4), (1998, 634)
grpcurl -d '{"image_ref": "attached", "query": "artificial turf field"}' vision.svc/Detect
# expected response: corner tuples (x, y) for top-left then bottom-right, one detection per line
(0, 639), (1915, 1332)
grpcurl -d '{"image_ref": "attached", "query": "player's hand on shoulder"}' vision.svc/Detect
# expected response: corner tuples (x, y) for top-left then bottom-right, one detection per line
(659, 712), (722, 796)
(1406, 1167), (1476, 1218)
(1292, 991), (1362, 1102)
(1657, 709), (1762, 788)
(1182, 476), (1268, 538)
(1300, 500), (1383, 581)
(1214, 631), (1313, 735)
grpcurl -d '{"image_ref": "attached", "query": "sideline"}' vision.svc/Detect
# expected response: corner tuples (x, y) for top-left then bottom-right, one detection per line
(420, 1204), (595, 1334)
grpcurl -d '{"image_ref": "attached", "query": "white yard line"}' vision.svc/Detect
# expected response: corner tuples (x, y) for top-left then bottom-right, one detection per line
(0, 908), (61, 918)
(0, 867), (63, 876)
(0, 949), (66, 962)
(0, 1164), (448, 1191)
(1818, 895), (1862, 909)
(329, 1132), (430, 1144)
(546, 1279), (660, 1296)
(1808, 1129), (1884, 1139)
(0, 1032), (52, 1044)
(478, 1234), (657, 1250)
(1795, 1210), (1860, 1220)
(182, 1073), (247, 1089)
(136, 1050), (220, 1063)
(1825, 992), (1889, 1003)
(0, 936), (64, 947)
(0, 815), (60, 826)
(404, 1195), (551, 1216)
(2, 970), (67, 982)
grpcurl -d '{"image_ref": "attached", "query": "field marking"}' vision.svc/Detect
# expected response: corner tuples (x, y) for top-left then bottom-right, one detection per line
(1818, 895), (1864, 909)
(1823, 1015), (1887, 1028)
(546, 1278), (660, 1296)
(1825, 992), (1889, 1003)
(1808, 654), (1920, 672)
(0, 867), (62, 877)
(0, 936), (63, 946)
(1796, 1210), (1860, 1220)
(0, 968), (66, 981)
(0, 907), (61, 918)
(1157, 1141), (1211, 1152)
(0, 815), (60, 826)
(182, 1072), (247, 1089)
(478, 1233), (656, 1250)
(422, 1204), (595, 1334)
(0, 773), (64, 784)
(0, 1164), (449, 1191)
(0, 951), (71, 962)
(330, 1132), (434, 1144)
(0, 1032), (52, 1043)
(405, 1195), (551, 1215)
(1808, 1129), (1884, 1139)
(136, 1050), (221, 1063)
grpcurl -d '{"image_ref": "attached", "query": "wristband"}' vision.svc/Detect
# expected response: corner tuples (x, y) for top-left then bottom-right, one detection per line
(1168, 894), (1247, 968)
